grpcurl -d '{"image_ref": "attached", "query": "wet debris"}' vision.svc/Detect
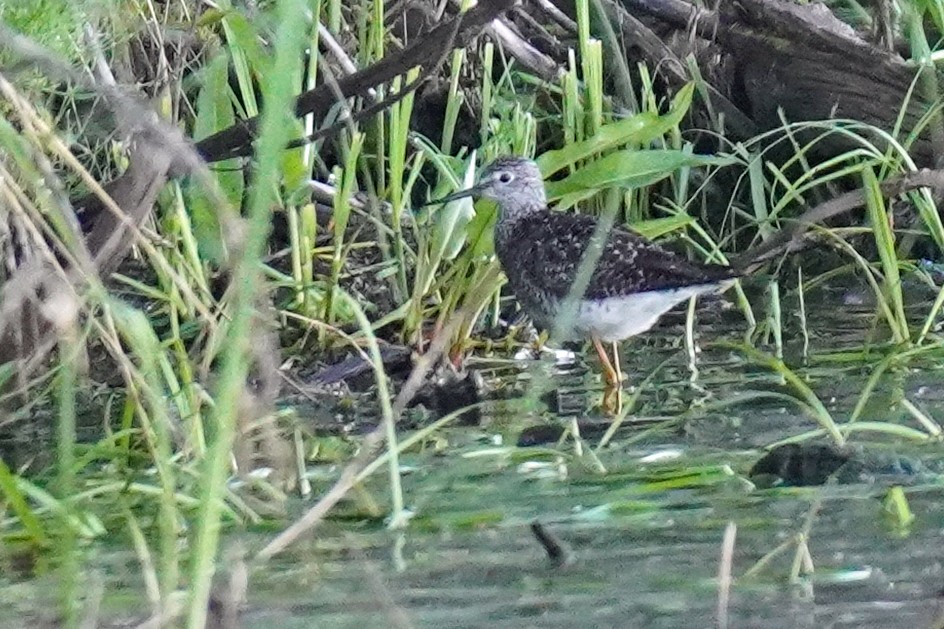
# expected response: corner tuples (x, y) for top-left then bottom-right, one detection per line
(749, 443), (851, 487)
(410, 369), (483, 425)
(304, 344), (414, 387)
(206, 545), (249, 629)
(516, 419), (615, 447)
(749, 443), (924, 487)
(517, 423), (566, 446)
(303, 346), (484, 426)
(530, 520), (574, 568)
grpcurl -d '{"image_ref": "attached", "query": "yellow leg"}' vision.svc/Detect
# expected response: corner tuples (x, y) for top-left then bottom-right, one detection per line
(611, 341), (623, 385)
(591, 336), (621, 387)
(602, 384), (623, 416)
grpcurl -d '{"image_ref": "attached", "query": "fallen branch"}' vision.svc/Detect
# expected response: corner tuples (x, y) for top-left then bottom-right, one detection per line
(196, 0), (512, 162)
(735, 167), (944, 271)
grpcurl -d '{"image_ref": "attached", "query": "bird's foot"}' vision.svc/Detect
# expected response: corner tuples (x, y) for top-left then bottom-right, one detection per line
(601, 383), (623, 416)
(530, 329), (550, 353)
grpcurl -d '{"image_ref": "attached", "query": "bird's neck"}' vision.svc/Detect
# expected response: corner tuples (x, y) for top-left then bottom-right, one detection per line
(495, 199), (547, 235)
(493, 204), (531, 267)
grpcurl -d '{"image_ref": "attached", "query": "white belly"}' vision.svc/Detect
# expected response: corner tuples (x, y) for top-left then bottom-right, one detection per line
(573, 284), (727, 342)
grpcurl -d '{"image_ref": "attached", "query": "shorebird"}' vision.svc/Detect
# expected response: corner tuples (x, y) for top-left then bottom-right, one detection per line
(430, 156), (739, 391)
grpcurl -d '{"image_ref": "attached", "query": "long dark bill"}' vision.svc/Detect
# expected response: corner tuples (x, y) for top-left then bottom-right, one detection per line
(423, 186), (480, 207)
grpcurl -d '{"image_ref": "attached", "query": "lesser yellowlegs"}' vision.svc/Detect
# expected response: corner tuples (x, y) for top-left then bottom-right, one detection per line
(432, 156), (739, 389)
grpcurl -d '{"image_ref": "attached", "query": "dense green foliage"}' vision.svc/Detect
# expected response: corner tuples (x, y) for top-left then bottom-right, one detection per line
(2, 0), (944, 624)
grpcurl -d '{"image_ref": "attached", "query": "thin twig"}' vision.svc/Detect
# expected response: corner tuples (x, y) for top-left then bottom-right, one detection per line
(716, 522), (736, 629)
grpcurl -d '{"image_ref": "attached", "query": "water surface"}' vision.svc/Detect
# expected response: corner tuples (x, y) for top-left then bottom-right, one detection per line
(4, 286), (944, 628)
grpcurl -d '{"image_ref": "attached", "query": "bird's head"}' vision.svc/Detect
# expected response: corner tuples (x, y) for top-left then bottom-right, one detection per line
(427, 157), (546, 216)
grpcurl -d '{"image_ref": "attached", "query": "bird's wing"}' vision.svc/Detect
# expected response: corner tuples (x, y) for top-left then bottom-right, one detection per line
(511, 213), (735, 301)
(586, 228), (738, 298)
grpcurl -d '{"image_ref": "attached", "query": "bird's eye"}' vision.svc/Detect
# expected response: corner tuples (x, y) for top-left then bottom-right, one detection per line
(498, 172), (513, 183)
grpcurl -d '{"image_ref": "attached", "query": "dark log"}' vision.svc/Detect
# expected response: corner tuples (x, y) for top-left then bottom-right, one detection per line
(725, 0), (941, 166)
(195, 0), (512, 163)
(577, 0), (944, 165)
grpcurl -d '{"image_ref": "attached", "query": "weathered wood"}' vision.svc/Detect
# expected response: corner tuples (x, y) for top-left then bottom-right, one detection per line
(195, 0), (511, 163)
(726, 0), (941, 165)
(607, 0), (943, 165)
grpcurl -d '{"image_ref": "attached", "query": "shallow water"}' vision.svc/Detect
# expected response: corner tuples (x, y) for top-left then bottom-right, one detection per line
(244, 489), (944, 629)
(243, 285), (944, 628)
(4, 285), (944, 628)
